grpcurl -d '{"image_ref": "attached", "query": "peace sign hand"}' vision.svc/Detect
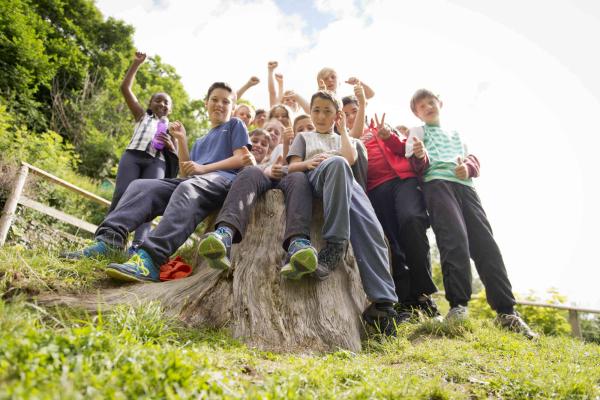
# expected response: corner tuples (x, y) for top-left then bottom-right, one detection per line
(374, 113), (390, 140)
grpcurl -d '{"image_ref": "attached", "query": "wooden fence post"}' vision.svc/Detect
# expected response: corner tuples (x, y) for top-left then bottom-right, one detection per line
(568, 310), (582, 339)
(0, 164), (29, 246)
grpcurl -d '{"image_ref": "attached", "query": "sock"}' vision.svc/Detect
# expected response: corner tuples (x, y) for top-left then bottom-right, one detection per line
(215, 224), (234, 239)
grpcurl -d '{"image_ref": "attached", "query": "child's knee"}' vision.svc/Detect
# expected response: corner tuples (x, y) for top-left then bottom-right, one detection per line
(322, 155), (351, 174)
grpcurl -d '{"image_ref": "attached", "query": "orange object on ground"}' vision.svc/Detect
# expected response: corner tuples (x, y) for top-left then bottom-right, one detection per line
(159, 256), (193, 281)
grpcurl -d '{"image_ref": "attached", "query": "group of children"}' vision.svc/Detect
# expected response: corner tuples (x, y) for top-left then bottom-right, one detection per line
(62, 53), (537, 339)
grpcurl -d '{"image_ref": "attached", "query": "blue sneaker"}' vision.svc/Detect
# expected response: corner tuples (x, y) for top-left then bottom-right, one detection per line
(60, 240), (118, 260)
(106, 249), (159, 282)
(280, 239), (318, 280)
(198, 229), (232, 270)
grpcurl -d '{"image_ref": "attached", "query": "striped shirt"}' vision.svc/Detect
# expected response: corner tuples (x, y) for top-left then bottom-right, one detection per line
(287, 131), (360, 162)
(408, 125), (473, 187)
(126, 113), (165, 160)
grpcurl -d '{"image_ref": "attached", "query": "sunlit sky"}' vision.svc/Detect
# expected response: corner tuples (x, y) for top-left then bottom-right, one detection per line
(96, 0), (600, 308)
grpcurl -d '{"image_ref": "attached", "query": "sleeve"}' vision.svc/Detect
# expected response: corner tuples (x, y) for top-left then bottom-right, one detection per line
(286, 134), (307, 163)
(464, 154), (480, 178)
(382, 132), (406, 155)
(229, 119), (251, 151)
(405, 126), (425, 158)
(409, 153), (430, 176)
(189, 139), (202, 162)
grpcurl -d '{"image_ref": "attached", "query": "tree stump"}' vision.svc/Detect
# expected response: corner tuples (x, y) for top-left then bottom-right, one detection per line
(39, 190), (369, 352)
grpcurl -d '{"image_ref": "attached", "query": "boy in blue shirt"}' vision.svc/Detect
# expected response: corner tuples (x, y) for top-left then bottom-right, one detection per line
(62, 82), (254, 283)
(406, 89), (537, 339)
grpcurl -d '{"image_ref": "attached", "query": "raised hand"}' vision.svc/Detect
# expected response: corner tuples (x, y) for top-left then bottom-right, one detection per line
(270, 155), (284, 180)
(374, 113), (390, 140)
(247, 76), (260, 86)
(336, 110), (347, 134)
(241, 146), (257, 166)
(412, 136), (426, 159)
(168, 121), (186, 141)
(133, 51), (146, 64)
(345, 76), (360, 85)
(354, 82), (366, 106)
(455, 156), (469, 180)
(318, 79), (327, 91)
(268, 61), (278, 71)
(283, 126), (294, 144)
(274, 73), (283, 84)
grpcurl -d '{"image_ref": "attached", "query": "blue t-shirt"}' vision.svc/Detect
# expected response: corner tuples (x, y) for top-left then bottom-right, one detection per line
(189, 118), (251, 181)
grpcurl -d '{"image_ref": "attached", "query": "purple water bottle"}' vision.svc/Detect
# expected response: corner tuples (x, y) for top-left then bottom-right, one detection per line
(152, 116), (169, 150)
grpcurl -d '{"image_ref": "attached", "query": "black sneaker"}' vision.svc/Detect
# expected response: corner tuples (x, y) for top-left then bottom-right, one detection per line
(362, 303), (411, 336)
(495, 312), (539, 339)
(313, 241), (346, 281)
(397, 295), (442, 320)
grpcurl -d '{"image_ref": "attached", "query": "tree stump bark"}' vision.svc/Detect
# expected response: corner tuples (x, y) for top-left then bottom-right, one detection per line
(39, 190), (369, 352)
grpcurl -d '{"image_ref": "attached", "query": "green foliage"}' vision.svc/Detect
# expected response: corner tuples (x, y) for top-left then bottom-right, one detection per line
(581, 315), (600, 344)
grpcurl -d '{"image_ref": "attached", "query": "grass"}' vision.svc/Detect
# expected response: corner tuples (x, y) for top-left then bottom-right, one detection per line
(1, 245), (599, 399)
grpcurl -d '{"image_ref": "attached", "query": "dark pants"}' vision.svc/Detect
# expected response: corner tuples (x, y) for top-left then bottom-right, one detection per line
(423, 180), (515, 312)
(368, 178), (437, 303)
(96, 172), (231, 265)
(216, 167), (312, 250)
(110, 150), (166, 244)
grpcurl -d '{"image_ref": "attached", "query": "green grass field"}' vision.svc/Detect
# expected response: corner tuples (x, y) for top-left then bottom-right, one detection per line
(1, 246), (599, 399)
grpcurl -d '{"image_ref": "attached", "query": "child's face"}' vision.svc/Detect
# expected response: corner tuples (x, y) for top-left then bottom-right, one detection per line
(282, 94), (297, 110)
(149, 93), (172, 118)
(250, 134), (269, 164)
(294, 117), (315, 134)
(264, 120), (284, 148)
(272, 107), (290, 128)
(207, 88), (234, 126)
(342, 103), (358, 130)
(320, 71), (338, 91)
(414, 96), (442, 126)
(253, 112), (267, 127)
(234, 106), (252, 127)
(310, 97), (338, 133)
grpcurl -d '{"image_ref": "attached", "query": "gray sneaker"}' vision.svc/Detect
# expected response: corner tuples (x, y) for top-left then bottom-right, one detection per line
(495, 312), (539, 339)
(445, 305), (468, 322)
(313, 241), (347, 281)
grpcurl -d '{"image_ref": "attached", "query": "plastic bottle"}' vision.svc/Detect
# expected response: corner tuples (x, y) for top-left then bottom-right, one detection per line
(152, 117), (169, 150)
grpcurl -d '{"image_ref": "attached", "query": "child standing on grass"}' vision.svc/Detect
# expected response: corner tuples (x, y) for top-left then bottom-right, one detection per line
(198, 127), (318, 279)
(287, 90), (406, 336)
(62, 82), (255, 283)
(406, 88), (537, 339)
(111, 51), (179, 250)
(343, 89), (440, 319)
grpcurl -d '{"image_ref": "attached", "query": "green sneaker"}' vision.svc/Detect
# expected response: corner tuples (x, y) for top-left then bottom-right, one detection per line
(281, 239), (318, 280)
(198, 230), (232, 270)
(106, 249), (159, 283)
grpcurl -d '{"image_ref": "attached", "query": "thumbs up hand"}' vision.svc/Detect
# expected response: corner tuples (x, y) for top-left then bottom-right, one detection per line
(268, 155), (285, 180)
(455, 156), (469, 180)
(412, 136), (426, 159)
(241, 146), (256, 166)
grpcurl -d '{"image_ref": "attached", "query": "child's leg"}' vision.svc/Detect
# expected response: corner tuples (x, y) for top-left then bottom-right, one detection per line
(132, 154), (167, 245)
(141, 173), (231, 266)
(214, 166), (273, 243)
(349, 181), (398, 303)
(108, 150), (143, 212)
(369, 178), (436, 302)
(459, 185), (516, 313)
(96, 178), (179, 248)
(277, 172), (313, 250)
(307, 156), (353, 243)
(423, 180), (472, 308)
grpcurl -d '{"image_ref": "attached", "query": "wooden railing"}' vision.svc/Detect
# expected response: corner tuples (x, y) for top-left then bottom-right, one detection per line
(0, 161), (198, 246)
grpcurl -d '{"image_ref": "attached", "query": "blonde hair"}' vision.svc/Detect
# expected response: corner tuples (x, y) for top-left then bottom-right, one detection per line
(317, 67), (336, 81)
(234, 103), (255, 119)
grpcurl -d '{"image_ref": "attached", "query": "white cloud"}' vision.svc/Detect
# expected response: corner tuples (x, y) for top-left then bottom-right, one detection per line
(96, 0), (600, 307)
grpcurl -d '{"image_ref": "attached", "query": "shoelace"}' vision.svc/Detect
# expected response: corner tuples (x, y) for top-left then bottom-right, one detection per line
(127, 253), (150, 276)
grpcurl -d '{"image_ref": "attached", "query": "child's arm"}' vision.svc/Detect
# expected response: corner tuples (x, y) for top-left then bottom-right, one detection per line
(180, 146), (255, 177)
(349, 83), (366, 139)
(169, 121), (190, 162)
(337, 112), (358, 165)
(282, 126), (294, 163)
(345, 77), (375, 99)
(275, 73), (284, 103)
(288, 155), (328, 173)
(408, 136), (429, 176)
(236, 76), (260, 100)
(455, 155), (480, 180)
(268, 61), (279, 108)
(292, 91), (310, 114)
(120, 51), (147, 121)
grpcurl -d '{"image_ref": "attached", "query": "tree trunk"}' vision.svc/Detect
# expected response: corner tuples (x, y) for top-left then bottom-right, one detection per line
(39, 190), (369, 352)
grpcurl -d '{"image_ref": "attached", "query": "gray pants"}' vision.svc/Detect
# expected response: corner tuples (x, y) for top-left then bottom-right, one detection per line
(96, 173), (230, 265)
(110, 150), (166, 245)
(308, 156), (397, 303)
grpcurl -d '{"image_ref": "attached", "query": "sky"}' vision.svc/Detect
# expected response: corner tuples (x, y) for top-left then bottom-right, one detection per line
(96, 0), (600, 308)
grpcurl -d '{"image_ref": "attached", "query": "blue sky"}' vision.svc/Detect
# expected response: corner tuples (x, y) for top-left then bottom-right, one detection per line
(96, 0), (600, 308)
